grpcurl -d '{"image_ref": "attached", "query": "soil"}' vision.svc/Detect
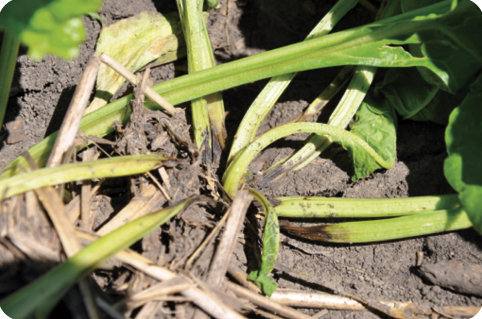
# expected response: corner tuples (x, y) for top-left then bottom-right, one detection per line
(1, 0), (482, 318)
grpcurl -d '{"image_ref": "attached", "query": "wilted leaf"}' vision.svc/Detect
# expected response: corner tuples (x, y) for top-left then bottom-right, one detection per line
(86, 11), (192, 113)
(247, 189), (279, 297)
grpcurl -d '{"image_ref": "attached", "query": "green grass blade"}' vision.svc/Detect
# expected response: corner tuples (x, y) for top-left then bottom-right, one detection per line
(247, 189), (279, 296)
(0, 30), (20, 130)
(227, 0), (359, 163)
(273, 194), (461, 218)
(223, 122), (394, 196)
(282, 207), (472, 243)
(0, 197), (198, 319)
(0, 154), (167, 200)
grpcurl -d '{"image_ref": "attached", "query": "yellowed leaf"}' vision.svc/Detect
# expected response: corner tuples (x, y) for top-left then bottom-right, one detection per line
(86, 11), (186, 114)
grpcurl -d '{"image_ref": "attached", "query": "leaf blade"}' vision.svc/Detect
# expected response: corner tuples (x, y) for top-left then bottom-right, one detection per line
(247, 189), (279, 296)
(348, 95), (397, 180)
(444, 90), (482, 233)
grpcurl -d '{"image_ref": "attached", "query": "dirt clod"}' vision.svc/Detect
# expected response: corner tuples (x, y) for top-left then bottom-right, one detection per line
(5, 117), (25, 144)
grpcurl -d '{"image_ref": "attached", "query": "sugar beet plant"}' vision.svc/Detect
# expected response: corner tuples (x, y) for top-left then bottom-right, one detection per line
(1, 0), (481, 314)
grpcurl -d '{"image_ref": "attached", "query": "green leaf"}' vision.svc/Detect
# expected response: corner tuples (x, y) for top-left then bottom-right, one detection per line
(376, 68), (438, 119)
(459, 186), (482, 232)
(444, 92), (482, 190)
(375, 68), (464, 124)
(247, 270), (277, 296)
(247, 189), (279, 297)
(410, 8), (482, 92)
(0, 0), (103, 60)
(444, 91), (482, 233)
(402, 0), (482, 66)
(348, 95), (397, 180)
(440, 2), (482, 63)
(410, 42), (481, 94)
(408, 89), (466, 124)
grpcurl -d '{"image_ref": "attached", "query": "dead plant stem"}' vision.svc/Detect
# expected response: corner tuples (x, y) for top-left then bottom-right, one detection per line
(99, 53), (176, 115)
(76, 231), (247, 319)
(24, 153), (100, 319)
(207, 190), (252, 286)
(81, 148), (94, 230)
(227, 282), (313, 319)
(47, 54), (100, 168)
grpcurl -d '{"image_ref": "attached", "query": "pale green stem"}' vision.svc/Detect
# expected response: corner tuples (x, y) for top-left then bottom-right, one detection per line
(191, 97), (211, 149)
(227, 0), (359, 163)
(178, 0), (226, 150)
(266, 0), (402, 176)
(296, 65), (355, 122)
(207, 92), (227, 149)
(282, 207), (472, 243)
(223, 122), (393, 197)
(276, 65), (377, 174)
(178, 0), (212, 149)
(273, 194), (461, 218)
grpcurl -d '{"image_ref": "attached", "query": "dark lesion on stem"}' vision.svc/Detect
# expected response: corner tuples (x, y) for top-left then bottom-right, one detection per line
(279, 219), (334, 242)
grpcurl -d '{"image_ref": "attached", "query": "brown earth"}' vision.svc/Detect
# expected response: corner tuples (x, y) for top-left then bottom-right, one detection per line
(1, 0), (481, 318)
